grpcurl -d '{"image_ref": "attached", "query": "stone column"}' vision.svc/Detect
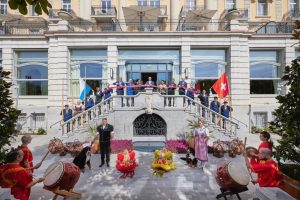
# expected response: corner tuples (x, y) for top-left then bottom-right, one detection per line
(275, 0), (282, 21)
(107, 45), (118, 84)
(47, 36), (69, 130)
(2, 48), (14, 95)
(229, 35), (251, 134)
(181, 44), (191, 83)
(118, 0), (127, 31)
(170, 0), (180, 31)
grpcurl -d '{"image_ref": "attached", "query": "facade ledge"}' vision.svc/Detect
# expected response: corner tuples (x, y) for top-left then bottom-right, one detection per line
(14, 96), (48, 99)
(250, 94), (278, 98)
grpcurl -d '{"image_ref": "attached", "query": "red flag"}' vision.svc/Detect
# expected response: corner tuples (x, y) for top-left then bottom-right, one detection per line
(212, 73), (229, 99)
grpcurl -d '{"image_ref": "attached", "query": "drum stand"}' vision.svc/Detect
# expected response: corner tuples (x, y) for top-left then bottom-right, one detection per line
(216, 187), (248, 200)
(44, 187), (81, 200)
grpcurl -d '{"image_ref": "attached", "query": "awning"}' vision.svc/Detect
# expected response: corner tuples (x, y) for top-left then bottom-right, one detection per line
(122, 6), (161, 26)
(184, 9), (217, 26)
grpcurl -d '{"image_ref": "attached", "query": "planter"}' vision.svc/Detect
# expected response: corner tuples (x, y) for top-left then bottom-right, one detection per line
(187, 136), (195, 149)
(225, 10), (240, 21)
(282, 174), (300, 199)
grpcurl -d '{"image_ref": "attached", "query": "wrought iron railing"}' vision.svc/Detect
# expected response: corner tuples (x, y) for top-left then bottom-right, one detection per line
(249, 21), (295, 34)
(91, 6), (117, 16)
(3, 22), (48, 35)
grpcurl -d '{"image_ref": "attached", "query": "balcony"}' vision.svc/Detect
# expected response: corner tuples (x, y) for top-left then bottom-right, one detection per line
(91, 6), (117, 22)
(48, 9), (74, 21)
(249, 21), (295, 34)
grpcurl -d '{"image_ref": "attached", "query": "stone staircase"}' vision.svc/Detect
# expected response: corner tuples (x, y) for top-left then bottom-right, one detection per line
(53, 88), (246, 140)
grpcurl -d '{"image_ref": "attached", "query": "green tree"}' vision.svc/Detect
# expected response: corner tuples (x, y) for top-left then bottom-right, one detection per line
(0, 71), (21, 164)
(269, 22), (300, 164)
(8, 0), (52, 15)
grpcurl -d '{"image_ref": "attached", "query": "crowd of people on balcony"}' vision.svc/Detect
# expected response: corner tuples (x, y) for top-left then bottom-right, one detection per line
(61, 76), (232, 132)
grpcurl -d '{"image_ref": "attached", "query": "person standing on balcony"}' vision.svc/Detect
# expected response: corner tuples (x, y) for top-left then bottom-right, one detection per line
(210, 97), (220, 123)
(18, 136), (41, 175)
(96, 118), (114, 168)
(220, 101), (233, 128)
(194, 119), (210, 174)
(134, 79), (144, 94)
(159, 80), (167, 95)
(178, 77), (187, 95)
(103, 83), (113, 111)
(61, 104), (73, 132)
(186, 85), (195, 106)
(145, 77), (155, 89)
(114, 77), (125, 95)
(73, 100), (84, 126)
(94, 86), (103, 116)
(168, 79), (176, 107)
(85, 94), (95, 120)
(126, 79), (135, 107)
(198, 89), (209, 117)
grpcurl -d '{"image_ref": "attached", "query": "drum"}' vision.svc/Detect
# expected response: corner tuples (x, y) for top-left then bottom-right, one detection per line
(43, 161), (80, 191)
(48, 138), (64, 154)
(246, 146), (259, 157)
(215, 162), (250, 191)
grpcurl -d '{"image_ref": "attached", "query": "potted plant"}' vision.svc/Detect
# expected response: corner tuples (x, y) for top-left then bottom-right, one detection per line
(37, 128), (46, 135)
(225, 4), (240, 21)
(269, 22), (300, 199)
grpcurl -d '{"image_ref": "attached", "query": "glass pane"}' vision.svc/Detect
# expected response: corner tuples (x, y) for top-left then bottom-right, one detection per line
(17, 65), (48, 79)
(71, 50), (107, 57)
(150, 0), (160, 6)
(195, 63), (222, 78)
(250, 80), (278, 94)
(140, 64), (157, 71)
(250, 64), (277, 78)
(131, 64), (140, 71)
(295, 50), (300, 57)
(18, 51), (48, 59)
(158, 64), (166, 71)
(191, 50), (226, 61)
(131, 73), (141, 83)
(250, 51), (277, 62)
(80, 63), (103, 78)
(18, 80), (48, 95)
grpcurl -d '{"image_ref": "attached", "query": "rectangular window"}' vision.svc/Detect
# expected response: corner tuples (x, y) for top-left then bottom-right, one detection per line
(31, 113), (46, 129)
(226, 0), (236, 10)
(30, 5), (38, 16)
(70, 49), (107, 97)
(289, 0), (298, 11)
(254, 112), (268, 128)
(257, 0), (268, 16)
(150, 0), (160, 7)
(137, 0), (147, 6)
(102, 0), (111, 10)
(250, 50), (281, 94)
(62, 0), (72, 12)
(16, 51), (48, 96)
(296, 50), (300, 57)
(192, 49), (226, 93)
(0, 0), (7, 14)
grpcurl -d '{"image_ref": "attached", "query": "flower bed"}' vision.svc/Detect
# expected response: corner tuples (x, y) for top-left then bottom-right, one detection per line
(111, 140), (133, 153)
(166, 140), (188, 153)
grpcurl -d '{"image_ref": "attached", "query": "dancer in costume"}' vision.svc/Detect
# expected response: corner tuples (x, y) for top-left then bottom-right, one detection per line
(116, 149), (137, 178)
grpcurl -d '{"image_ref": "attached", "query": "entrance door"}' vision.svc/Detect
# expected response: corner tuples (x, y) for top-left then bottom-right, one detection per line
(141, 72), (157, 85)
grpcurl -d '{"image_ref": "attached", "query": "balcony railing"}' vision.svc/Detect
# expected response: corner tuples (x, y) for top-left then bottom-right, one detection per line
(249, 21), (295, 34)
(49, 9), (74, 20)
(1, 22), (48, 35)
(91, 6), (117, 16)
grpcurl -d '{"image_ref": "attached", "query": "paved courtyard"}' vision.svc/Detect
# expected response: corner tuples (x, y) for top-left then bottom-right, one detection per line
(1, 133), (262, 200)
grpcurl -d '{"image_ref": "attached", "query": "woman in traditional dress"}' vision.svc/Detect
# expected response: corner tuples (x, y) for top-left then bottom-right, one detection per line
(194, 119), (209, 169)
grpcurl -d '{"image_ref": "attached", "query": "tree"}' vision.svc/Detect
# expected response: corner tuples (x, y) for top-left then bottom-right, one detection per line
(0, 70), (21, 164)
(8, 0), (52, 15)
(269, 22), (300, 164)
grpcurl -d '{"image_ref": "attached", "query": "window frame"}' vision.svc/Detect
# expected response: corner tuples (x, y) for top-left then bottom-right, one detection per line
(0, 0), (7, 14)
(225, 0), (236, 10)
(257, 0), (268, 16)
(150, 0), (160, 7)
(62, 0), (72, 12)
(15, 51), (49, 96)
(102, 0), (112, 10)
(253, 112), (268, 128)
(137, 0), (147, 6)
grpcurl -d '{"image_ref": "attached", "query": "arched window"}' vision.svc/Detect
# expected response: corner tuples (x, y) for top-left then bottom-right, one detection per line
(16, 51), (48, 96)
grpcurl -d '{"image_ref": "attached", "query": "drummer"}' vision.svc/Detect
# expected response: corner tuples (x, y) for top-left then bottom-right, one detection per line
(244, 148), (283, 189)
(258, 131), (273, 152)
(18, 135), (42, 174)
(0, 148), (44, 200)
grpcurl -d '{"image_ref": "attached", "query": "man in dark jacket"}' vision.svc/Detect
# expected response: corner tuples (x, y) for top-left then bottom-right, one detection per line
(198, 89), (209, 117)
(178, 77), (187, 95)
(61, 104), (72, 132)
(96, 118), (114, 167)
(210, 96), (220, 123)
(85, 94), (94, 120)
(94, 86), (103, 116)
(114, 77), (125, 95)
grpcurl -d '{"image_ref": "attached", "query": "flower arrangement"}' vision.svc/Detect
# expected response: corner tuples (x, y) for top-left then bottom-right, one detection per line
(166, 140), (188, 153)
(111, 140), (133, 153)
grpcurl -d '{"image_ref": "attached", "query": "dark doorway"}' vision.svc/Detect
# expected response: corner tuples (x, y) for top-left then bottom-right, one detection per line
(141, 73), (157, 85)
(133, 113), (167, 136)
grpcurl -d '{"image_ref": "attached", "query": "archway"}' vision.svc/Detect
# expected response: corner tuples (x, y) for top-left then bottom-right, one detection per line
(133, 113), (167, 136)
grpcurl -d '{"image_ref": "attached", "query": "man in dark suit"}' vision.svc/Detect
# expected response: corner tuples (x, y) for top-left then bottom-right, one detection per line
(114, 77), (125, 95)
(94, 86), (103, 116)
(168, 79), (176, 106)
(96, 118), (114, 167)
(178, 77), (187, 95)
(145, 77), (155, 88)
(198, 89), (209, 117)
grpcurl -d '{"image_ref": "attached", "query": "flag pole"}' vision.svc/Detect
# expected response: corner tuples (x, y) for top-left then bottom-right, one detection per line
(61, 79), (64, 123)
(228, 74), (233, 120)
